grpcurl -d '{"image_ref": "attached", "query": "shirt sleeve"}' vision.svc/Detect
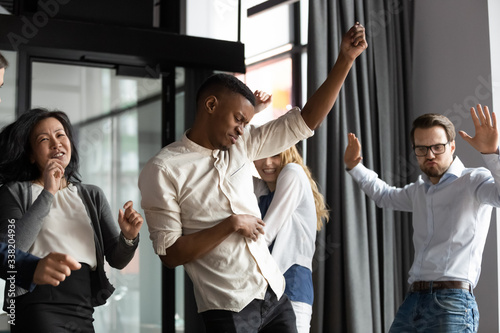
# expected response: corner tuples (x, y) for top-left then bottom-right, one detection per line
(246, 108), (314, 161)
(0, 182), (54, 252)
(0, 242), (39, 291)
(348, 163), (414, 212)
(139, 160), (183, 256)
(262, 164), (307, 246)
(474, 153), (500, 206)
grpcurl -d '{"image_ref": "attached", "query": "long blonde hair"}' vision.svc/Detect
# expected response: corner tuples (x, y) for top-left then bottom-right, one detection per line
(280, 145), (330, 230)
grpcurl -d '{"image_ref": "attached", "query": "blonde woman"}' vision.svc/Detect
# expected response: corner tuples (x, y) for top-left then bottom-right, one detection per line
(254, 145), (329, 333)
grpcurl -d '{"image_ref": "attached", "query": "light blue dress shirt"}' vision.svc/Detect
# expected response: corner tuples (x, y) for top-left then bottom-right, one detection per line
(348, 154), (500, 288)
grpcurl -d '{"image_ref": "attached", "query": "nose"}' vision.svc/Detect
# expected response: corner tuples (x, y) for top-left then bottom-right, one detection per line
(425, 148), (435, 158)
(264, 157), (274, 166)
(236, 125), (243, 136)
(50, 137), (61, 149)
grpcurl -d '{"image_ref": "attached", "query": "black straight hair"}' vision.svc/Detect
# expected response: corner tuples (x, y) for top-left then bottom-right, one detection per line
(0, 108), (81, 184)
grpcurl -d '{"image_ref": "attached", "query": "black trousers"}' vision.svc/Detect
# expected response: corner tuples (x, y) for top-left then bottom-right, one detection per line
(11, 264), (95, 333)
(201, 287), (298, 333)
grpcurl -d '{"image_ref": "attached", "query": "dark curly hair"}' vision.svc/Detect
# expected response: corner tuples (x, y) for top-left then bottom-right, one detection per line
(196, 73), (255, 108)
(0, 108), (81, 184)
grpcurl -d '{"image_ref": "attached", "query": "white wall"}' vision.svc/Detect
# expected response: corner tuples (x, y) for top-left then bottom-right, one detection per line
(413, 0), (498, 331)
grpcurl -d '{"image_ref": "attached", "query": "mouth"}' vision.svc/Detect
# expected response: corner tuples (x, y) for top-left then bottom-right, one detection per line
(52, 151), (65, 159)
(262, 168), (276, 174)
(229, 135), (238, 144)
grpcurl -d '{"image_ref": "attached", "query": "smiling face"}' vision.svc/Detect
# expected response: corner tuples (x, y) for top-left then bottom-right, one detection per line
(414, 126), (455, 184)
(206, 92), (255, 151)
(30, 117), (72, 175)
(254, 154), (282, 191)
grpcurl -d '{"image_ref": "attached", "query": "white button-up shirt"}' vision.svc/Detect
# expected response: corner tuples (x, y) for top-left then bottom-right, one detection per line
(139, 108), (313, 312)
(348, 155), (500, 288)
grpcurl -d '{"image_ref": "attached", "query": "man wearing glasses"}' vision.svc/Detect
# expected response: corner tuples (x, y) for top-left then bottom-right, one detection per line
(344, 104), (499, 332)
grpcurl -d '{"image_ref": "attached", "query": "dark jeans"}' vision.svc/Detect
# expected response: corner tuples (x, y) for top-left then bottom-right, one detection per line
(201, 287), (298, 333)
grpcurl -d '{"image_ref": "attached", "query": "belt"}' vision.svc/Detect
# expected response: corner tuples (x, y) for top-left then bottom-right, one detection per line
(409, 281), (472, 293)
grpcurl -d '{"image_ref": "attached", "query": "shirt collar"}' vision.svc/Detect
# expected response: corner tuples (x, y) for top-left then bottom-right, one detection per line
(182, 130), (218, 156)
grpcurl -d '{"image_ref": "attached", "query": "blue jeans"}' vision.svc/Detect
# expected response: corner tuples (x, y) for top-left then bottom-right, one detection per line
(389, 288), (479, 333)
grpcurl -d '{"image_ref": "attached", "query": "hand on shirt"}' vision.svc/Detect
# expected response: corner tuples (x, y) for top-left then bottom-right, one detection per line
(459, 104), (499, 155)
(344, 133), (363, 170)
(33, 252), (81, 286)
(340, 22), (368, 62)
(232, 214), (265, 242)
(254, 90), (272, 114)
(118, 201), (143, 240)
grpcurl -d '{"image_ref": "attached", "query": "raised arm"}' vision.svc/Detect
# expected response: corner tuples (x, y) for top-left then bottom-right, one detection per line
(459, 104), (499, 154)
(344, 133), (414, 211)
(301, 23), (367, 130)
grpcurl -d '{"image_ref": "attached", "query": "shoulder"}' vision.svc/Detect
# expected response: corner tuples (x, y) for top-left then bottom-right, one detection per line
(279, 163), (307, 179)
(0, 181), (30, 196)
(146, 140), (203, 171)
(277, 163), (308, 186)
(462, 166), (491, 181)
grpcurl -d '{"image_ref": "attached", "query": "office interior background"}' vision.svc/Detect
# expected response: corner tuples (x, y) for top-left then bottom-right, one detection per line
(0, 0), (499, 332)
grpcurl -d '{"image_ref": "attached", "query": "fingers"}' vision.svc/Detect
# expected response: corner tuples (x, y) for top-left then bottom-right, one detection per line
(49, 252), (81, 271)
(34, 252), (81, 286)
(42, 160), (66, 194)
(458, 130), (472, 142)
(350, 22), (366, 47)
(471, 104), (496, 128)
(123, 202), (143, 224)
(119, 201), (143, 240)
(123, 200), (133, 210)
(118, 209), (124, 224)
(254, 90), (272, 103)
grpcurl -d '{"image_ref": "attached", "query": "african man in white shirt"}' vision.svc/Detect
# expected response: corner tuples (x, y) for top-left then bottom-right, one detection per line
(344, 105), (500, 333)
(139, 24), (366, 332)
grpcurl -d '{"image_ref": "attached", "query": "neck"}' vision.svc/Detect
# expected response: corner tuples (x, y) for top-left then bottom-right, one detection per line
(267, 181), (276, 192)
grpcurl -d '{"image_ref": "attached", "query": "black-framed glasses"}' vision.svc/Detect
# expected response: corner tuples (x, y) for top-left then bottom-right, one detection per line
(413, 142), (449, 157)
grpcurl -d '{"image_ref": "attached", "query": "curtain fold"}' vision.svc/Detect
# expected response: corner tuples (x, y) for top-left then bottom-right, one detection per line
(307, 1), (415, 332)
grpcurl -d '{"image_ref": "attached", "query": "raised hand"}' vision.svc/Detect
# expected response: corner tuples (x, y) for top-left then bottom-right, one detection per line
(33, 252), (81, 286)
(232, 214), (265, 242)
(118, 201), (144, 241)
(254, 90), (272, 114)
(41, 160), (65, 195)
(344, 133), (363, 170)
(459, 104), (499, 154)
(340, 22), (368, 61)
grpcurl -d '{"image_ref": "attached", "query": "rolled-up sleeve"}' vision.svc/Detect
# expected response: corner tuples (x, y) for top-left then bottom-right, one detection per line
(139, 160), (183, 255)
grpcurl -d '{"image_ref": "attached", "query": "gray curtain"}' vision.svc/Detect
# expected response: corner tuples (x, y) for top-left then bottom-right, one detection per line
(307, 1), (415, 332)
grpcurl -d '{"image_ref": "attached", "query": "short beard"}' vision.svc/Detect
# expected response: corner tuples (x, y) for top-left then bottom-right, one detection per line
(420, 164), (449, 180)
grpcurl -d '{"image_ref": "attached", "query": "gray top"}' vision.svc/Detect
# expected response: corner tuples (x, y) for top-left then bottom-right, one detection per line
(0, 181), (139, 307)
